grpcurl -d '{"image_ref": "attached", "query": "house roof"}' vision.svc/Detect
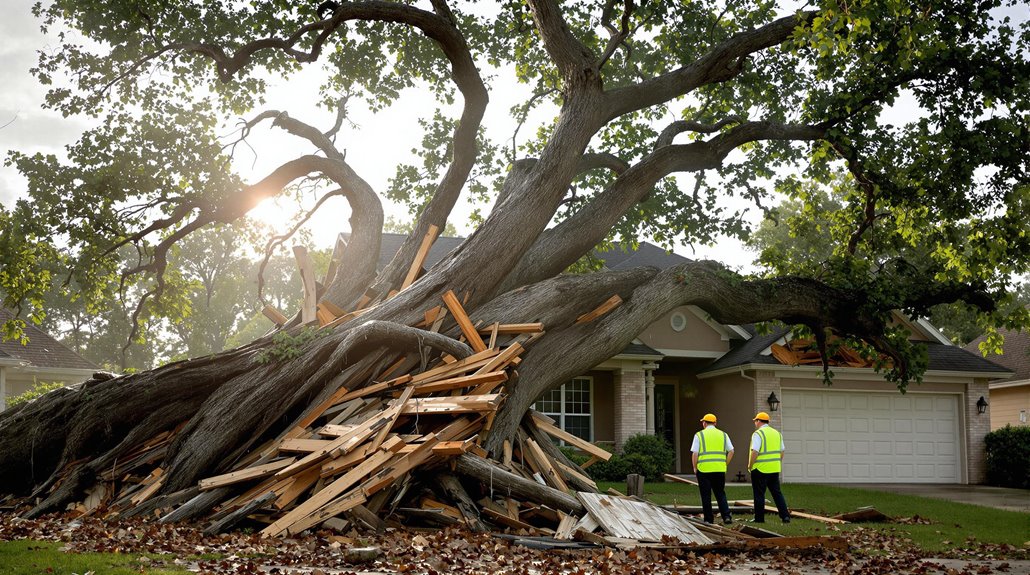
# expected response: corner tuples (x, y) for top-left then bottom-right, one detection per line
(963, 328), (1030, 381)
(698, 329), (1011, 376)
(594, 242), (690, 271)
(0, 308), (98, 370)
(617, 341), (664, 359)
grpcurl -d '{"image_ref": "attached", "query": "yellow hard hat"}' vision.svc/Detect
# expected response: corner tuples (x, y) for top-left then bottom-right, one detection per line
(700, 413), (717, 423)
(753, 412), (770, 421)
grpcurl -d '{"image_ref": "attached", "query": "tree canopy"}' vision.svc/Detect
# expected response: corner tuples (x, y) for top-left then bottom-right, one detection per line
(1, 0), (1028, 376)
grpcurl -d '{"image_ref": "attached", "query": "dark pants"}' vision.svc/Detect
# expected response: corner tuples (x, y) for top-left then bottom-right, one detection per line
(751, 469), (789, 521)
(696, 471), (732, 523)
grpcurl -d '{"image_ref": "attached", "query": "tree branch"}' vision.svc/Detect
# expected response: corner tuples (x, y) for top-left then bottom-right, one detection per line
(499, 120), (826, 291)
(525, 0), (597, 78)
(603, 11), (817, 122)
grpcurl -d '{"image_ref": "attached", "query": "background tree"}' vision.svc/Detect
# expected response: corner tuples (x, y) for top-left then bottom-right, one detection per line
(0, 0), (1027, 516)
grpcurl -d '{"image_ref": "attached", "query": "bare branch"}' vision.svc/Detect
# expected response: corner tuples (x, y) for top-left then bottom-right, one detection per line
(598, 0), (635, 69)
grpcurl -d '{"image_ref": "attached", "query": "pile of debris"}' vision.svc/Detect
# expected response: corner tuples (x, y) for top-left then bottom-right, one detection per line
(20, 279), (722, 548)
(769, 336), (885, 368)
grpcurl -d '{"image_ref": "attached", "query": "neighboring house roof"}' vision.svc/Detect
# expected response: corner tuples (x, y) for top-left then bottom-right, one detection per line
(0, 308), (98, 370)
(964, 328), (1030, 385)
(374, 233), (463, 271)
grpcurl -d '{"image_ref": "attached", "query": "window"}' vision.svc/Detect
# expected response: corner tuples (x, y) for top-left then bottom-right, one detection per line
(533, 377), (593, 441)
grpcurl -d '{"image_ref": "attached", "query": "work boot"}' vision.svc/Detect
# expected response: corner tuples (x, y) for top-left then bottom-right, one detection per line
(781, 517), (791, 524)
(722, 517), (733, 525)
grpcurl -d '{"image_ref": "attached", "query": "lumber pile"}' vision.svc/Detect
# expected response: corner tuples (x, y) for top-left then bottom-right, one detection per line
(769, 336), (885, 368)
(39, 282), (717, 547)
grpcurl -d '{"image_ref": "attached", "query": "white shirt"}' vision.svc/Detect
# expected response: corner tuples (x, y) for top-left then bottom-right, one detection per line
(690, 425), (734, 453)
(750, 423), (786, 452)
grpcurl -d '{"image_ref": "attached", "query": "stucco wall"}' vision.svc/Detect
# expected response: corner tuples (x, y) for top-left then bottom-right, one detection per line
(636, 306), (730, 353)
(675, 371), (755, 480)
(989, 385), (1030, 429)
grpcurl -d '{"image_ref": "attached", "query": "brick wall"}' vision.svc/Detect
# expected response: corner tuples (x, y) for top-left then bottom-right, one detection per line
(965, 378), (991, 484)
(614, 368), (646, 448)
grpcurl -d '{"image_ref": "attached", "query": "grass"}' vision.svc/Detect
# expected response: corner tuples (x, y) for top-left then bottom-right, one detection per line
(598, 481), (1030, 553)
(0, 540), (195, 575)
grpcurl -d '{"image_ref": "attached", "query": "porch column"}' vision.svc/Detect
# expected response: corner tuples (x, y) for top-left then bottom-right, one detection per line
(613, 366), (647, 449)
(0, 367), (6, 412)
(644, 368), (656, 436)
(965, 378), (991, 484)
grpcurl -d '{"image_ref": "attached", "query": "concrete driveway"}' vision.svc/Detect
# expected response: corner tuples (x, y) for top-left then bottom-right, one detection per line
(833, 483), (1030, 513)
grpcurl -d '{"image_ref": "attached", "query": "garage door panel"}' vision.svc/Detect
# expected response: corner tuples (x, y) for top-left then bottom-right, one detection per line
(782, 390), (960, 483)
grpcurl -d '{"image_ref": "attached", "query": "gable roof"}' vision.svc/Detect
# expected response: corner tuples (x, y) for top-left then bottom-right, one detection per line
(0, 309), (98, 370)
(964, 328), (1030, 382)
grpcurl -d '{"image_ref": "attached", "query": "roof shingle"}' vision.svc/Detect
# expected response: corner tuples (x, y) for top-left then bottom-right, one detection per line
(0, 309), (98, 370)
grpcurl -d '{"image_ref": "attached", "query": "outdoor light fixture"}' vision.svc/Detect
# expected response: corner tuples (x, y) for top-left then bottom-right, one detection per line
(976, 396), (988, 415)
(767, 391), (781, 412)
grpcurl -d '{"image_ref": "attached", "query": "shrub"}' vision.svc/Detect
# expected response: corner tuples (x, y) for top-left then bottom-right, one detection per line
(622, 434), (675, 481)
(7, 381), (66, 408)
(984, 425), (1030, 489)
(585, 434), (675, 482)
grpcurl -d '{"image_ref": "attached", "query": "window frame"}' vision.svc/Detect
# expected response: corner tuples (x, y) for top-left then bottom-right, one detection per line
(534, 376), (594, 442)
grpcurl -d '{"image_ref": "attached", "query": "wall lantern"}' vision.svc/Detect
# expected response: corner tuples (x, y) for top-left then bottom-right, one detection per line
(767, 392), (781, 412)
(976, 396), (988, 415)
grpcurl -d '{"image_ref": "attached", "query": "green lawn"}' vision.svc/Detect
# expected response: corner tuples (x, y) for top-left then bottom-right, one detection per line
(598, 481), (1030, 553)
(0, 540), (194, 575)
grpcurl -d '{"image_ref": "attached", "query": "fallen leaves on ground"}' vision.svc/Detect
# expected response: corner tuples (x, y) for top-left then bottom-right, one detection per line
(0, 512), (1025, 574)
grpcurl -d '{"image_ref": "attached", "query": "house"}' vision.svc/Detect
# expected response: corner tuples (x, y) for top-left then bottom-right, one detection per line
(382, 234), (1012, 484)
(964, 328), (1030, 430)
(0, 308), (98, 412)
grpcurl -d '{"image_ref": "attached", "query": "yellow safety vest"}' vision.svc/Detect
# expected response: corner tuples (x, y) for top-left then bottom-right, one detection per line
(752, 425), (783, 473)
(695, 426), (729, 473)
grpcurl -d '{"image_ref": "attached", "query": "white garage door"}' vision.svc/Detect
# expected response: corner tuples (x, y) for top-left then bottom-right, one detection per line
(780, 390), (961, 483)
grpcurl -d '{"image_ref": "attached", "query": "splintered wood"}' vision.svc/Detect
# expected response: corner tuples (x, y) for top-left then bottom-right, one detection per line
(770, 336), (887, 369)
(42, 285), (750, 549)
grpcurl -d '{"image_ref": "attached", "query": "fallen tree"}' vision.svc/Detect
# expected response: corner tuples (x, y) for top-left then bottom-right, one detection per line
(1, 0), (1027, 528)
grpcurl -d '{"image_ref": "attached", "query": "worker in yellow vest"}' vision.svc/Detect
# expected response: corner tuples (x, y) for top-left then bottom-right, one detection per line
(748, 412), (791, 523)
(691, 413), (734, 524)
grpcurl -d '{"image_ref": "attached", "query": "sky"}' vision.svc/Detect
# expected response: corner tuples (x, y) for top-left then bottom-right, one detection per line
(0, 0), (771, 273)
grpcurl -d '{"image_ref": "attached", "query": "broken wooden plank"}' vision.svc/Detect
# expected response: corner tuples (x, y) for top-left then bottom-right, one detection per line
(204, 491), (277, 536)
(732, 500), (847, 524)
(262, 305), (289, 326)
(400, 224), (440, 291)
(278, 438), (332, 454)
(292, 246), (318, 325)
(413, 371), (507, 395)
(400, 394), (502, 415)
(575, 295), (622, 324)
(199, 459), (297, 491)
(663, 473), (698, 486)
(833, 507), (889, 522)
(442, 290), (488, 352)
(530, 412), (611, 461)
(477, 323), (545, 335)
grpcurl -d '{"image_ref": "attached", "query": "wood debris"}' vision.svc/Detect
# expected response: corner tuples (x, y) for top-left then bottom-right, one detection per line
(770, 336), (885, 368)
(28, 280), (851, 554)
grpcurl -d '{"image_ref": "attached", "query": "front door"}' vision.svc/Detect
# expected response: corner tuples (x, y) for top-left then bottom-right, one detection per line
(654, 383), (677, 469)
